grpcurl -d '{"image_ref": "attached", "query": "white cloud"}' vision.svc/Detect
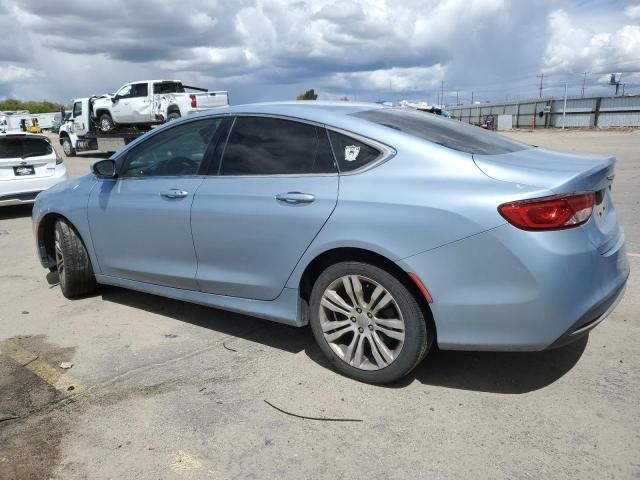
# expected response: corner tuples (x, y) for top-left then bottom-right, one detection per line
(544, 9), (640, 76)
(0, 65), (37, 83)
(0, 0), (638, 103)
(625, 3), (640, 20)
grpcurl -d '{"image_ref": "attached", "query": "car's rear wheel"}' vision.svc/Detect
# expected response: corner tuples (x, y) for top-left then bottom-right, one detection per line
(309, 261), (431, 384)
(167, 111), (181, 122)
(61, 138), (76, 157)
(54, 220), (97, 298)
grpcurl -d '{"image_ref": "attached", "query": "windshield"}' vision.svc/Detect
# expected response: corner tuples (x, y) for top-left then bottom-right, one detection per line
(351, 108), (530, 155)
(0, 137), (53, 159)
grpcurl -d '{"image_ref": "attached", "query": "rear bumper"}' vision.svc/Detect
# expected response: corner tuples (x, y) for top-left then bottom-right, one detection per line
(0, 167), (68, 206)
(547, 281), (627, 349)
(0, 190), (42, 206)
(397, 223), (630, 351)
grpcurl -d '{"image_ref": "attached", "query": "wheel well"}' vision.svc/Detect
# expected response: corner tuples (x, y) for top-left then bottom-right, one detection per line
(298, 247), (435, 331)
(59, 131), (69, 144)
(95, 109), (111, 118)
(167, 105), (180, 115)
(39, 213), (64, 267)
(39, 214), (90, 270)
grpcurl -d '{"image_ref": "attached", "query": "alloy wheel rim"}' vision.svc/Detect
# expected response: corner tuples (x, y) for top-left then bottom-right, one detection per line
(55, 229), (65, 288)
(101, 118), (111, 130)
(319, 275), (405, 371)
(63, 141), (71, 155)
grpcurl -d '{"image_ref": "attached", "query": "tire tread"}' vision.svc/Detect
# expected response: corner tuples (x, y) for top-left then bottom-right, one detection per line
(56, 220), (97, 298)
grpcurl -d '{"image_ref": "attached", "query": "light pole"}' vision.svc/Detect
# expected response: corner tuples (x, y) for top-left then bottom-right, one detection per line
(562, 82), (568, 130)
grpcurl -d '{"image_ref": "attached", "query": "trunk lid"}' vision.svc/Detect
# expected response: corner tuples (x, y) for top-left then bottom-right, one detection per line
(474, 147), (621, 254)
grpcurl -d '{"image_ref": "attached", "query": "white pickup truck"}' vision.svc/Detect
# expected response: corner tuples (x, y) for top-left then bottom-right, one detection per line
(92, 80), (229, 131)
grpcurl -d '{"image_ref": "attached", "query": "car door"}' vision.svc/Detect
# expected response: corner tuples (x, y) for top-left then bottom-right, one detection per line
(191, 115), (339, 300)
(71, 100), (89, 136)
(127, 82), (153, 122)
(87, 117), (224, 289)
(111, 84), (133, 122)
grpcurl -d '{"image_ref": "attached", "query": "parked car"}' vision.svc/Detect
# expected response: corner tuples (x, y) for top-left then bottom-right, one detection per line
(91, 80), (229, 131)
(31, 102), (629, 383)
(1, 133), (67, 206)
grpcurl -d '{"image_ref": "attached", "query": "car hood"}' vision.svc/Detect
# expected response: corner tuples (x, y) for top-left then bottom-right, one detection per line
(93, 96), (112, 109)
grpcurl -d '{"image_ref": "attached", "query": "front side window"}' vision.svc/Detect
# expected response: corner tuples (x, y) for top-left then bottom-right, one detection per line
(219, 116), (336, 176)
(116, 84), (133, 98)
(72, 102), (82, 118)
(120, 118), (223, 178)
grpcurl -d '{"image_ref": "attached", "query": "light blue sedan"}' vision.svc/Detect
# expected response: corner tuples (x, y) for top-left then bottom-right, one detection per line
(32, 102), (630, 383)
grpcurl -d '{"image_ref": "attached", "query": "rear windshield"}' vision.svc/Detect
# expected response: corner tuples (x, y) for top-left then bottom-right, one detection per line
(351, 108), (530, 155)
(0, 137), (53, 159)
(154, 82), (185, 94)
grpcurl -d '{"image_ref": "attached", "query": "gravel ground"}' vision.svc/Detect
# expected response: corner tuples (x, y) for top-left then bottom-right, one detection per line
(0, 129), (638, 479)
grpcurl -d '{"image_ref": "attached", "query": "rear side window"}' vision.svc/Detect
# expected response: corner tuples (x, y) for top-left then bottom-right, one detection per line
(154, 82), (185, 94)
(328, 131), (382, 172)
(0, 137), (52, 159)
(351, 108), (530, 155)
(219, 116), (336, 175)
(130, 83), (149, 98)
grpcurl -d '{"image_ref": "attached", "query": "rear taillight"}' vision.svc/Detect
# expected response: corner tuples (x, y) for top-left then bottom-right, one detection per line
(189, 94), (197, 108)
(55, 151), (63, 165)
(498, 192), (595, 231)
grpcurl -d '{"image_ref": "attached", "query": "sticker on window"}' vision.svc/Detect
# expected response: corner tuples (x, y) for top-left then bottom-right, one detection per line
(344, 145), (360, 162)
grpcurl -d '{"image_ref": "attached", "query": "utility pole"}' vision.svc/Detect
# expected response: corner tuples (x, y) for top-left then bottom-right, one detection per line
(471, 91), (474, 104)
(581, 72), (587, 98)
(562, 82), (568, 130)
(536, 73), (544, 98)
(440, 80), (444, 106)
(618, 74), (623, 95)
(456, 91), (459, 105)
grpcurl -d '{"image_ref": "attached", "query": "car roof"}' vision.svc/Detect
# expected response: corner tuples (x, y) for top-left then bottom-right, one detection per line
(192, 101), (387, 134)
(0, 132), (49, 140)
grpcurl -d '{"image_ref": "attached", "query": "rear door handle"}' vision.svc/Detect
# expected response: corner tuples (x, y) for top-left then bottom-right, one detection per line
(275, 192), (316, 204)
(160, 189), (189, 199)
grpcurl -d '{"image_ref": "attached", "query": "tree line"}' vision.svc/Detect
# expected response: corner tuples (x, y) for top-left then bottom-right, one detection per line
(0, 99), (64, 114)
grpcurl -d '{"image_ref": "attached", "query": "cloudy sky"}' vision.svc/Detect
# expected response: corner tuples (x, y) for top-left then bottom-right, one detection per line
(1, 0), (639, 105)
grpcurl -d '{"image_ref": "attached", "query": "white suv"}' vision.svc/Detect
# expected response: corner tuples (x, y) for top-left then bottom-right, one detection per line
(0, 133), (68, 206)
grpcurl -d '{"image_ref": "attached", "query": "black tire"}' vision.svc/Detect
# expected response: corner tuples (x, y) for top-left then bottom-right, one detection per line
(54, 220), (97, 298)
(98, 113), (115, 132)
(61, 138), (76, 157)
(167, 111), (181, 122)
(309, 261), (431, 384)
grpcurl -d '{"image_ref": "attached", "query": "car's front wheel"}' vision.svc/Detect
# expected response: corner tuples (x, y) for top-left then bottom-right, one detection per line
(98, 113), (115, 132)
(54, 220), (97, 298)
(61, 138), (76, 157)
(309, 261), (431, 384)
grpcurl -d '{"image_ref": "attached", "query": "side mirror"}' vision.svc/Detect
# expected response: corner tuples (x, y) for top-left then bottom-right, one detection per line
(93, 159), (117, 178)
(111, 95), (119, 103)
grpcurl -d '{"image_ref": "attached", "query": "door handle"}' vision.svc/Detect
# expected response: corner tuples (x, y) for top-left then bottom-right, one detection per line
(160, 189), (189, 199)
(275, 192), (316, 204)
